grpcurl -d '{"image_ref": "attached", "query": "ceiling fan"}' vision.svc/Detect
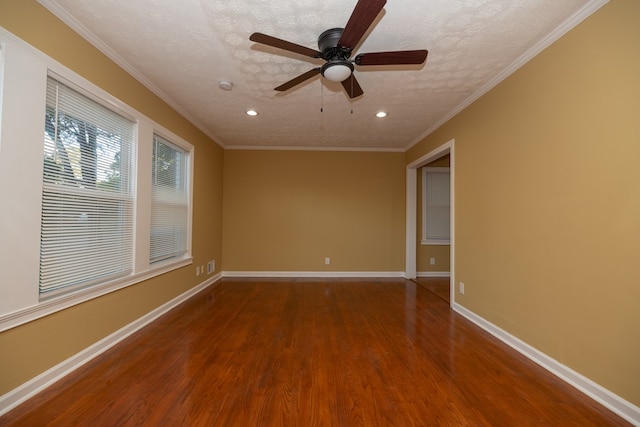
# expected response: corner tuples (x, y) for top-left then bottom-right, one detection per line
(249, 0), (428, 98)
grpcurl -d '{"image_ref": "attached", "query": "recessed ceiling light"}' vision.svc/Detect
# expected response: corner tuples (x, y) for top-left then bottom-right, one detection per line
(218, 80), (233, 91)
(246, 109), (259, 116)
(376, 111), (387, 118)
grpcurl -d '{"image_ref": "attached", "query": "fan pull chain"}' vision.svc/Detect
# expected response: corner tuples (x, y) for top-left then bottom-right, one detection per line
(320, 83), (324, 113)
(350, 77), (354, 114)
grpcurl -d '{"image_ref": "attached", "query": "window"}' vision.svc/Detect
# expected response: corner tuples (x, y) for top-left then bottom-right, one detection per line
(422, 167), (450, 245)
(0, 43), (7, 154)
(0, 35), (196, 326)
(0, 45), (4, 143)
(150, 134), (189, 264)
(40, 76), (136, 297)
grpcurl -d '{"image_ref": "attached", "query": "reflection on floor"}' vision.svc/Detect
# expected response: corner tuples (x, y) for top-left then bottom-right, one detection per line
(1, 278), (630, 426)
(413, 277), (450, 303)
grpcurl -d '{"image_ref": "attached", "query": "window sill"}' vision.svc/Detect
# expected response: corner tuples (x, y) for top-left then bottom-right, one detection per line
(421, 239), (451, 246)
(0, 256), (193, 333)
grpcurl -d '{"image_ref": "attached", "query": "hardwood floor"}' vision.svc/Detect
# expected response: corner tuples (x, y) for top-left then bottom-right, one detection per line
(0, 278), (630, 426)
(413, 277), (450, 303)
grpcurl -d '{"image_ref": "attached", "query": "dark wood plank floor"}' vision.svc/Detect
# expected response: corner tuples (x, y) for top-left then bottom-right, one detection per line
(0, 278), (630, 426)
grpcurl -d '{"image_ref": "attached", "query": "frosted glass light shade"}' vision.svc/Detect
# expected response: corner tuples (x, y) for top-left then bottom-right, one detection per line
(322, 63), (352, 82)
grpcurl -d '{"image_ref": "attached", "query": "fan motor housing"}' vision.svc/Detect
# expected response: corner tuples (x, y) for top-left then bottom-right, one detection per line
(318, 28), (351, 60)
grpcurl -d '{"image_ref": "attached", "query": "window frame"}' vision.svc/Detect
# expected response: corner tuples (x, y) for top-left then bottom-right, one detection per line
(150, 133), (192, 265)
(0, 28), (194, 331)
(39, 74), (138, 298)
(421, 167), (451, 246)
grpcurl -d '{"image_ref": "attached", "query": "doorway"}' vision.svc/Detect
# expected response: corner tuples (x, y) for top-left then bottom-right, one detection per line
(405, 139), (454, 305)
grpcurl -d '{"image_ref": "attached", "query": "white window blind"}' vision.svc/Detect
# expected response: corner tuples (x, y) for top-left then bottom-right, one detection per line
(422, 168), (450, 245)
(150, 134), (188, 264)
(40, 76), (136, 296)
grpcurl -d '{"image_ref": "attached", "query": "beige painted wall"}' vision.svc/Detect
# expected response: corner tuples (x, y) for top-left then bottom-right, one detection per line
(222, 150), (405, 272)
(2, 0), (638, 412)
(0, 1), (224, 395)
(417, 156), (451, 273)
(407, 0), (640, 406)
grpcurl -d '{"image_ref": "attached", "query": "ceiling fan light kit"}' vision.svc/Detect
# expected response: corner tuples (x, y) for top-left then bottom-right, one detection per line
(249, 0), (427, 99)
(321, 60), (354, 82)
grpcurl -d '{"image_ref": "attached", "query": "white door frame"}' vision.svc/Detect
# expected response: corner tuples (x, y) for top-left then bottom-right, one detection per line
(405, 139), (455, 305)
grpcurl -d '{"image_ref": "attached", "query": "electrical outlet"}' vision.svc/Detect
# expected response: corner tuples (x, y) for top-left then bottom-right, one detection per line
(459, 282), (465, 295)
(430, 257), (436, 265)
(207, 260), (215, 274)
(196, 266), (200, 276)
(325, 257), (331, 265)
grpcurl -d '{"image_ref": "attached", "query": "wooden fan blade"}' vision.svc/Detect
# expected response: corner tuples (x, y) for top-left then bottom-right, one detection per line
(341, 74), (364, 98)
(338, 0), (386, 49)
(275, 68), (322, 91)
(250, 33), (321, 58)
(355, 50), (428, 66)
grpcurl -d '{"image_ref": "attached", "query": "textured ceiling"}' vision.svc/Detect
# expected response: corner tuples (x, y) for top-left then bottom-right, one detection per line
(39, 0), (601, 151)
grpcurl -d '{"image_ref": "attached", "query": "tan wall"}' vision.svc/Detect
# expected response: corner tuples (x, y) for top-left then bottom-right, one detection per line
(407, 0), (640, 406)
(0, 1), (224, 395)
(417, 156), (451, 272)
(222, 150), (405, 272)
(2, 0), (638, 410)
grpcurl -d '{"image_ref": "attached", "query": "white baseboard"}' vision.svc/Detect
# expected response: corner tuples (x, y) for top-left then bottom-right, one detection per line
(416, 271), (451, 278)
(222, 271), (405, 278)
(452, 303), (640, 426)
(0, 273), (221, 417)
(8, 276), (634, 424)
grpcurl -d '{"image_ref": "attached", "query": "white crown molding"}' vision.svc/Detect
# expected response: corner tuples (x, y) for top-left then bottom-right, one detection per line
(0, 274), (221, 417)
(453, 303), (640, 426)
(223, 144), (404, 153)
(36, 0), (608, 154)
(35, 0), (226, 149)
(404, 0), (609, 152)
